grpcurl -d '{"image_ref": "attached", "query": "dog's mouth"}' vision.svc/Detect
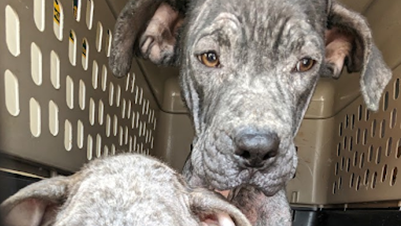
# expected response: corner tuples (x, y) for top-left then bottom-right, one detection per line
(211, 169), (275, 195)
(208, 167), (285, 196)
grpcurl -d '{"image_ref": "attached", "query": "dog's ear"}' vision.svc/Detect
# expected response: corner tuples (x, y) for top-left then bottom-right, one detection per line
(0, 176), (69, 226)
(109, 0), (186, 78)
(190, 189), (251, 226)
(324, 2), (392, 111)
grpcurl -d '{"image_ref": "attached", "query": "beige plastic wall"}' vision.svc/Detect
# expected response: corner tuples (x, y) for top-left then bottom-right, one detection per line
(0, 0), (159, 172)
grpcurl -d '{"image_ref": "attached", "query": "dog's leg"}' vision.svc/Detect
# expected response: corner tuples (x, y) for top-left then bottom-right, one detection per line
(229, 186), (291, 226)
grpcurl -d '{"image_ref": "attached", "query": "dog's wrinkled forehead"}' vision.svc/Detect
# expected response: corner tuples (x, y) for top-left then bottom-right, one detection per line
(187, 0), (328, 57)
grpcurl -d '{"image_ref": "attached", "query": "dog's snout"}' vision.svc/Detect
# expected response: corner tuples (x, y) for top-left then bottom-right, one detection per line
(234, 129), (280, 168)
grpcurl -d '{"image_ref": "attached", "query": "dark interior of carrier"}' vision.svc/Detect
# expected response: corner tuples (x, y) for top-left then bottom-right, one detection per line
(0, 0), (400, 225)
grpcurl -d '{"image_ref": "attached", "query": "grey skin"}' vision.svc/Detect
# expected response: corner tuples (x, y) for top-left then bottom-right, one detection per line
(109, 0), (392, 225)
(0, 154), (251, 226)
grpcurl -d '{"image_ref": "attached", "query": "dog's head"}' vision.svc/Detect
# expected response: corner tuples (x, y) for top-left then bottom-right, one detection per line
(109, 0), (392, 195)
(0, 154), (251, 226)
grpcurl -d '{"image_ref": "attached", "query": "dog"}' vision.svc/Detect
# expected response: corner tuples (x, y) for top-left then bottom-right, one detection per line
(109, 0), (392, 225)
(0, 154), (251, 226)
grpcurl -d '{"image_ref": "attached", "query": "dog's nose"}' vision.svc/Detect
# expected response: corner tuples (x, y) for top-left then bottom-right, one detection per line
(234, 129), (280, 168)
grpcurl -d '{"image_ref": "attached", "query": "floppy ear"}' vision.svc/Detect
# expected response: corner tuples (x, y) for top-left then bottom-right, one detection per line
(190, 189), (251, 226)
(109, 0), (186, 78)
(324, 1), (392, 111)
(0, 176), (69, 226)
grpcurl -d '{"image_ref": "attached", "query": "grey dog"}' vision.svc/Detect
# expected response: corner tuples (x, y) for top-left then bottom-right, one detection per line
(0, 154), (251, 226)
(109, 0), (392, 225)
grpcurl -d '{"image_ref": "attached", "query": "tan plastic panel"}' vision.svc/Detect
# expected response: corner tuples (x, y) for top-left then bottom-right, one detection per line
(305, 73), (361, 119)
(365, 0), (401, 69)
(0, 0), (158, 172)
(104, 0), (125, 18)
(338, 0), (374, 13)
(327, 67), (400, 203)
(153, 112), (194, 171)
(137, 61), (186, 113)
(287, 118), (337, 204)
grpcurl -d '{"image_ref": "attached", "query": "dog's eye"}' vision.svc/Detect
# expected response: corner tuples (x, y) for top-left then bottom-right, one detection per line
(198, 51), (220, 68)
(294, 58), (316, 72)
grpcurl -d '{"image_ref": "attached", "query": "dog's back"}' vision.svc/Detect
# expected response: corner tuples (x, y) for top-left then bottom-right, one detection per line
(55, 154), (196, 226)
(1, 154), (250, 226)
